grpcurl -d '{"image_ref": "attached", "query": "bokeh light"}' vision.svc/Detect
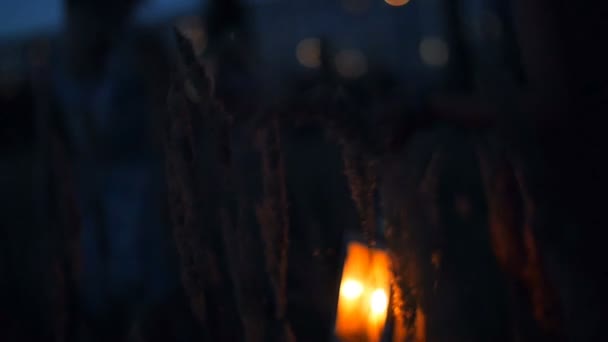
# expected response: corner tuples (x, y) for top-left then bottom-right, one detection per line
(296, 37), (321, 68)
(419, 37), (449, 67)
(335, 49), (367, 79)
(370, 288), (388, 316)
(385, 0), (410, 7)
(340, 279), (365, 300)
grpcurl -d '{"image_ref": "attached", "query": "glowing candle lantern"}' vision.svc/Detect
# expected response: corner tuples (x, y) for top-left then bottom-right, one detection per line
(335, 241), (391, 342)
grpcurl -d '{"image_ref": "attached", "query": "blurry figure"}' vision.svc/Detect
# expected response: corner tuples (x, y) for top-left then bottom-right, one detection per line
(51, 0), (181, 340)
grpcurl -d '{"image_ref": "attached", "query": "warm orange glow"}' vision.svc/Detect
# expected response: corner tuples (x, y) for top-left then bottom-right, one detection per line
(385, 0), (410, 7)
(335, 242), (391, 342)
(296, 38), (321, 68)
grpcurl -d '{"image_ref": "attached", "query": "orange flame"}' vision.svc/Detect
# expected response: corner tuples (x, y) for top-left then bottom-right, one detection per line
(336, 242), (391, 342)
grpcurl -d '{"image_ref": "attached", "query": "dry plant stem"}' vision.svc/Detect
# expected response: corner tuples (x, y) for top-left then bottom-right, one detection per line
(216, 121), (271, 342)
(170, 28), (250, 341)
(255, 117), (296, 342)
(342, 147), (377, 246)
(219, 199), (268, 342)
(175, 27), (294, 340)
(510, 156), (564, 337)
(477, 142), (535, 341)
(386, 223), (408, 342)
(477, 141), (565, 341)
(404, 148), (445, 342)
(383, 184), (424, 341)
(174, 28), (268, 341)
(418, 148), (443, 249)
(166, 76), (243, 342)
(164, 80), (210, 328)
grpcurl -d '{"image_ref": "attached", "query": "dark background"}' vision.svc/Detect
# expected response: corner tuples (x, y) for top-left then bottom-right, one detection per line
(1, 1), (607, 341)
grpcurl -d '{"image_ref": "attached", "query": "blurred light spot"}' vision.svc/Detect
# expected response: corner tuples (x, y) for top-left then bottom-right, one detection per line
(296, 38), (321, 69)
(419, 37), (449, 67)
(341, 0), (371, 14)
(335, 49), (367, 79)
(481, 11), (503, 40)
(340, 279), (364, 300)
(176, 16), (207, 56)
(385, 0), (410, 6)
(370, 289), (389, 316)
